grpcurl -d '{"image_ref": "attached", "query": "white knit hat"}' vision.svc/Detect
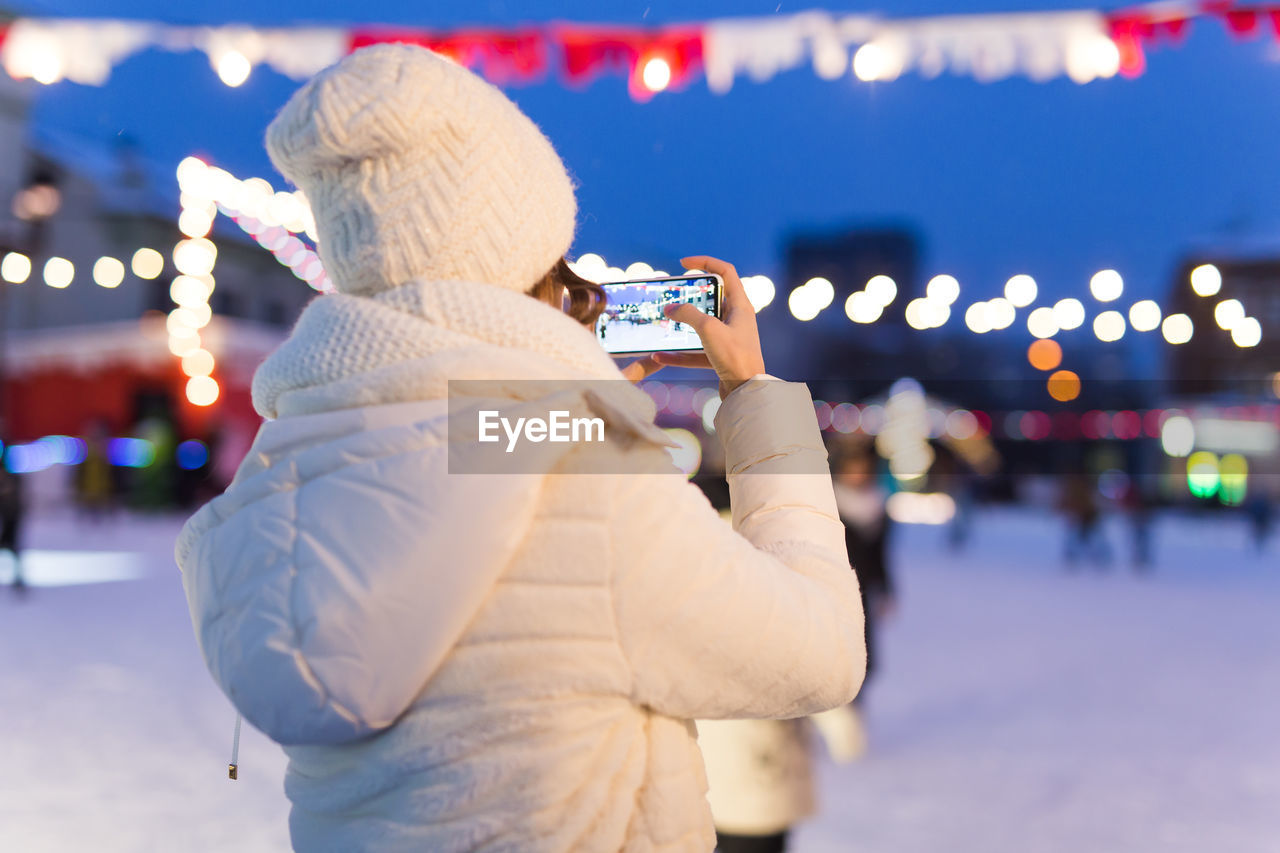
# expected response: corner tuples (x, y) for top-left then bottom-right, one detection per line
(266, 44), (576, 296)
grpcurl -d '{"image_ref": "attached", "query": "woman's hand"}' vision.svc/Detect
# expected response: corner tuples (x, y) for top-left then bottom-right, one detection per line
(653, 256), (766, 399)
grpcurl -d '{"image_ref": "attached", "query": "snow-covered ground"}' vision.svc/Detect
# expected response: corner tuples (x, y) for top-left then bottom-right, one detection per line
(0, 507), (1276, 852)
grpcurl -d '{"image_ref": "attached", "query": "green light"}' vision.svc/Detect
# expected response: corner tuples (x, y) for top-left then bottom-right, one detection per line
(1186, 451), (1220, 499)
(1219, 454), (1248, 506)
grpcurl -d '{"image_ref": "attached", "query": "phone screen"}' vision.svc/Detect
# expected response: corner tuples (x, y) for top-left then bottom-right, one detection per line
(596, 275), (721, 355)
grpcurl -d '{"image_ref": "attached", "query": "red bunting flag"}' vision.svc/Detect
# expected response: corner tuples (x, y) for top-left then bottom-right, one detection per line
(349, 28), (548, 84)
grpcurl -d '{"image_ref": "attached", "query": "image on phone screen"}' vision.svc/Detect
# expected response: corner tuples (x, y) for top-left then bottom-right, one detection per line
(596, 276), (720, 355)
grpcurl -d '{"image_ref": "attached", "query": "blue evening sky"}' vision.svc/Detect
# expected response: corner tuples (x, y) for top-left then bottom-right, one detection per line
(15, 1), (1280, 332)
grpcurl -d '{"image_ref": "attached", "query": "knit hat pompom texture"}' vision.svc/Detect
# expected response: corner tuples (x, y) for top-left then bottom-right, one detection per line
(266, 44), (576, 296)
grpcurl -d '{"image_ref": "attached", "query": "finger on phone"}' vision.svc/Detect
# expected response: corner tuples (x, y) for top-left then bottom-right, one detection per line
(682, 255), (747, 318)
(621, 355), (663, 383)
(664, 302), (714, 332)
(652, 351), (713, 369)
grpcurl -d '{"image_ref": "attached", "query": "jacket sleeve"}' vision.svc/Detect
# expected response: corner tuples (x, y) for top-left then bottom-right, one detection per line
(609, 377), (866, 721)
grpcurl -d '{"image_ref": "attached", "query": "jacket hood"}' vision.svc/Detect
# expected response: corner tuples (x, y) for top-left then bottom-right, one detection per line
(178, 279), (674, 745)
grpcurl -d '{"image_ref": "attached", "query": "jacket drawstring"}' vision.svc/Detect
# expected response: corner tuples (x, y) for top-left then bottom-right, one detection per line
(229, 714), (242, 780)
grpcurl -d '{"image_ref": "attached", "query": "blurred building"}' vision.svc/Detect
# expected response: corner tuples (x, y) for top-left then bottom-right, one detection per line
(0, 74), (313, 504)
(1157, 244), (1280, 504)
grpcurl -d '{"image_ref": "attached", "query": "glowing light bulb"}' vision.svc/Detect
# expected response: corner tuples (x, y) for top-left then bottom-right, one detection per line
(803, 277), (835, 310)
(743, 275), (775, 312)
(92, 257), (125, 288)
(1090, 269), (1123, 302)
(1053, 298), (1085, 330)
(853, 42), (902, 82)
(1189, 264), (1221, 297)
(1004, 274), (1037, 308)
(865, 275), (897, 306)
(926, 275), (960, 305)
(181, 349), (216, 378)
(215, 50), (252, 87)
(1026, 306), (1059, 339)
(641, 57), (672, 92)
(1231, 317), (1261, 348)
(1161, 313), (1193, 345)
(132, 248), (164, 280)
(1214, 299), (1244, 330)
(845, 291), (883, 324)
(1128, 300), (1161, 332)
(965, 302), (991, 334)
(1093, 310), (1126, 342)
(186, 376), (220, 406)
(43, 257), (73, 288)
(2, 252), (31, 284)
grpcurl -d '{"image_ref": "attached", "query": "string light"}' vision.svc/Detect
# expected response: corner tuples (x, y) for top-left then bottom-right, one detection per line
(1189, 263), (1221, 297)
(92, 257), (125, 288)
(1161, 313), (1193, 344)
(186, 375), (220, 407)
(1089, 269), (1123, 302)
(853, 42), (903, 82)
(865, 275), (897, 306)
(1053, 298), (1085, 330)
(640, 56), (672, 92)
(131, 248), (164, 279)
(1093, 309), (1125, 342)
(1231, 317), (1261, 348)
(43, 257), (73, 288)
(215, 50), (252, 87)
(2, 252), (32, 284)
(926, 274), (960, 305)
(1214, 299), (1244, 331)
(1027, 306), (1058, 339)
(1128, 300), (1161, 332)
(742, 275), (775, 311)
(1004, 274), (1037, 308)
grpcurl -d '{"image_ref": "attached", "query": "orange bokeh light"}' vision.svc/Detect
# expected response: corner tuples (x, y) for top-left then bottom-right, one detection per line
(1047, 370), (1081, 402)
(1027, 339), (1063, 371)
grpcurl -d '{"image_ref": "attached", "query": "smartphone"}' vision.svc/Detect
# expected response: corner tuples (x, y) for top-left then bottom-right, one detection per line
(596, 274), (723, 356)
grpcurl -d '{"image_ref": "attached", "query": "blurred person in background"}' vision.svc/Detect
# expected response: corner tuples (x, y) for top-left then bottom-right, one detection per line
(694, 477), (865, 853)
(75, 420), (116, 521)
(1059, 470), (1111, 568)
(832, 446), (896, 751)
(1245, 488), (1273, 552)
(176, 45), (865, 853)
(1119, 477), (1153, 569)
(0, 460), (26, 594)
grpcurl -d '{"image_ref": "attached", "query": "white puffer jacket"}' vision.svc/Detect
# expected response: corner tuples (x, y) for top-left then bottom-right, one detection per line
(177, 278), (865, 852)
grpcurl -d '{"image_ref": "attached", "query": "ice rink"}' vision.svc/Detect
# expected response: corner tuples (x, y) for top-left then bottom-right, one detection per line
(1, 507), (1276, 852)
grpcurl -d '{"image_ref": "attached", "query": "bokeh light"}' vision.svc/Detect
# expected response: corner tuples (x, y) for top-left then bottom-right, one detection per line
(1052, 298), (1085, 330)
(92, 257), (125, 289)
(1047, 370), (1081, 402)
(1004, 274), (1037, 308)
(1128, 300), (1161, 332)
(43, 257), (73, 288)
(1026, 306), (1058, 339)
(1214, 299), (1244, 331)
(1089, 269), (1123, 302)
(2, 252), (32, 284)
(131, 248), (164, 280)
(1189, 263), (1221, 297)
(1161, 313), (1193, 344)
(1231, 317), (1261, 348)
(1160, 415), (1195, 457)
(1027, 339), (1062, 371)
(926, 274), (960, 305)
(1093, 310), (1125, 342)
(866, 275), (897, 306)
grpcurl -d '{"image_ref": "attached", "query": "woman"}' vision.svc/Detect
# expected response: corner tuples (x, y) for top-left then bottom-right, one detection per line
(177, 44), (865, 852)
